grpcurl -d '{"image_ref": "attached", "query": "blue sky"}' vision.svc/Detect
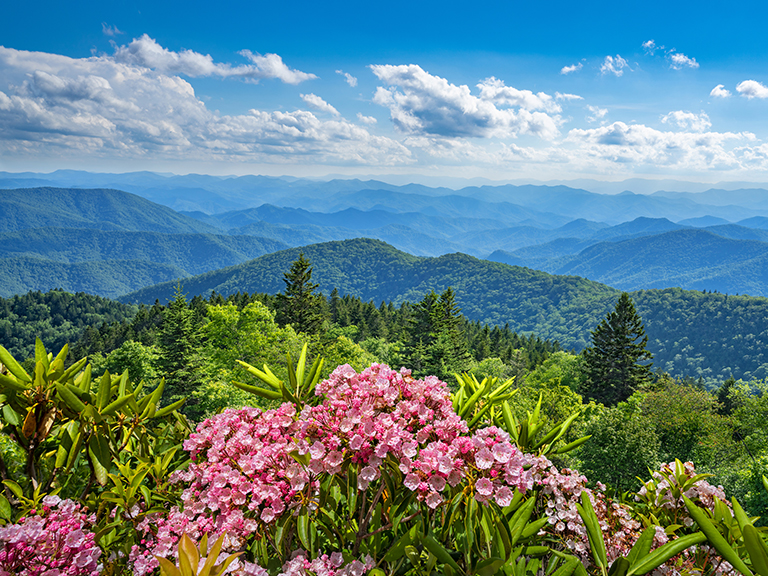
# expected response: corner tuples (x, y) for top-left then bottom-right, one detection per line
(2, 0), (768, 183)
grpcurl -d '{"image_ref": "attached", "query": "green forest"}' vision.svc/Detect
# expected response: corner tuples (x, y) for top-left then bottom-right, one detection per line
(4, 253), (768, 575)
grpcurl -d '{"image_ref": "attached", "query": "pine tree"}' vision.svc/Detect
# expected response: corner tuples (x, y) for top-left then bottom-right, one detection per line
(275, 253), (324, 334)
(581, 293), (653, 406)
(157, 285), (203, 410)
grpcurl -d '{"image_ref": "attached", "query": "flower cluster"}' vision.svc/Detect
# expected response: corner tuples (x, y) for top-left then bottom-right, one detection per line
(279, 551), (374, 576)
(130, 364), (535, 572)
(0, 496), (101, 576)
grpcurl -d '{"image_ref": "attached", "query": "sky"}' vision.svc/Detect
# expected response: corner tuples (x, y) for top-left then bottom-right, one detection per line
(2, 0), (768, 183)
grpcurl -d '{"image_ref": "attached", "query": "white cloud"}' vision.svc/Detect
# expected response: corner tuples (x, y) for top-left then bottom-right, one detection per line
(737, 80), (768, 99)
(370, 64), (561, 139)
(710, 84), (731, 98)
(560, 63), (583, 75)
(356, 112), (377, 125)
(112, 34), (316, 84)
(567, 122), (752, 171)
(0, 46), (410, 165)
(555, 92), (583, 101)
(600, 55), (629, 77)
(586, 105), (608, 123)
(336, 70), (358, 87)
(669, 52), (699, 70)
(476, 77), (561, 112)
(101, 23), (124, 37)
(300, 93), (340, 116)
(661, 110), (711, 132)
(642, 40), (657, 55)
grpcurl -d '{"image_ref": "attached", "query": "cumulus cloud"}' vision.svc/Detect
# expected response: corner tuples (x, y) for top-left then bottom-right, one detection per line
(555, 92), (583, 101)
(642, 40), (658, 55)
(600, 55), (629, 77)
(356, 113), (377, 125)
(101, 23), (124, 36)
(370, 64), (561, 139)
(567, 122), (752, 171)
(669, 52), (699, 70)
(336, 70), (358, 87)
(710, 84), (731, 98)
(300, 93), (340, 116)
(0, 46), (410, 165)
(560, 63), (583, 75)
(737, 80), (768, 99)
(112, 34), (316, 84)
(661, 110), (711, 132)
(586, 105), (608, 123)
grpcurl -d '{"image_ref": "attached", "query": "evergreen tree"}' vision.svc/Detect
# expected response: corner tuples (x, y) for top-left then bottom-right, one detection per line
(275, 253), (324, 335)
(581, 292), (653, 406)
(157, 285), (203, 411)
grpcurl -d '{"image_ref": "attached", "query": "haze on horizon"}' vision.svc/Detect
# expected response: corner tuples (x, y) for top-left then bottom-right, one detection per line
(2, 0), (768, 184)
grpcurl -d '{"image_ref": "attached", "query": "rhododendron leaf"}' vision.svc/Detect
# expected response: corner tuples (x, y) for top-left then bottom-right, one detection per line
(732, 497), (751, 532)
(508, 498), (536, 547)
(35, 407), (56, 440)
(297, 509), (311, 549)
(96, 371), (111, 410)
(744, 524), (768, 576)
(178, 534), (199, 575)
(550, 557), (580, 576)
(488, 377), (516, 399)
(577, 491), (607, 571)
(682, 496), (752, 576)
(468, 401), (494, 428)
(0, 345), (31, 382)
(607, 557), (630, 576)
(423, 533), (464, 574)
(0, 372), (30, 394)
(65, 357), (88, 384)
(2, 403), (20, 426)
(521, 516), (549, 540)
(624, 526), (655, 566)
(475, 557), (505, 576)
(295, 344), (308, 393)
(65, 428), (83, 470)
(627, 532), (706, 575)
(34, 338), (48, 369)
(56, 383), (86, 413)
(117, 370), (129, 397)
(101, 393), (134, 417)
(385, 525), (417, 562)
(231, 380), (282, 400)
(156, 555), (182, 576)
(94, 521), (121, 544)
(0, 493), (11, 521)
(555, 435), (591, 454)
(89, 434), (110, 485)
(763, 475), (768, 495)
(153, 398), (185, 418)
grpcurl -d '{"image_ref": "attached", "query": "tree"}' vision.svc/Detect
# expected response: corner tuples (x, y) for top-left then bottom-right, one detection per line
(275, 253), (325, 335)
(157, 285), (203, 410)
(581, 292), (653, 406)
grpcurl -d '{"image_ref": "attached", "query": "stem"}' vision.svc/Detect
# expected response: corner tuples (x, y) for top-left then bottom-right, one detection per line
(362, 510), (421, 540)
(354, 481), (386, 556)
(25, 440), (37, 489)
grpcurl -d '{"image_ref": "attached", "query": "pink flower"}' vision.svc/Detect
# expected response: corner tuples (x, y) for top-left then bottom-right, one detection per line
(476, 478), (494, 496)
(475, 448), (494, 469)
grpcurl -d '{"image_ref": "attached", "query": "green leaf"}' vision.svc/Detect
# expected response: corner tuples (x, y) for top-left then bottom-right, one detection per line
(423, 533), (464, 574)
(577, 491), (607, 571)
(0, 493), (11, 521)
(744, 524), (768, 576)
(96, 371), (112, 411)
(683, 496), (753, 576)
(2, 480), (22, 499)
(101, 393), (134, 417)
(56, 383), (86, 413)
(0, 373), (30, 393)
(231, 381), (282, 400)
(0, 345), (31, 382)
(556, 435), (592, 454)
(628, 532), (706, 575)
(297, 509), (310, 549)
(2, 404), (21, 426)
(625, 526), (655, 567)
(152, 398), (185, 419)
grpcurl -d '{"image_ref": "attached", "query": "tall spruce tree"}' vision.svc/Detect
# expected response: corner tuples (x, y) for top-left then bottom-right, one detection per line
(582, 292), (653, 406)
(157, 285), (203, 411)
(275, 253), (324, 334)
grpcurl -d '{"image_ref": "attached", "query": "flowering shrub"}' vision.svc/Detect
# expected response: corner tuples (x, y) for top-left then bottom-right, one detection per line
(130, 363), (540, 574)
(0, 496), (101, 576)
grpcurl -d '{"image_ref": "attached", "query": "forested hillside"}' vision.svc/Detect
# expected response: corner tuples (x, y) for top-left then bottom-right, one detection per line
(120, 238), (768, 384)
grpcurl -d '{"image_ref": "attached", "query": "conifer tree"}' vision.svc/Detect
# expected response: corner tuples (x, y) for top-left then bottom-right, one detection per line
(275, 253), (324, 334)
(581, 292), (653, 406)
(157, 284), (203, 410)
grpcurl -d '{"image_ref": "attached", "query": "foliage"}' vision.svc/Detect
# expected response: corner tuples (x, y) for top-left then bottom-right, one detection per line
(275, 253), (325, 335)
(577, 402), (660, 493)
(582, 293), (653, 406)
(0, 289), (136, 361)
